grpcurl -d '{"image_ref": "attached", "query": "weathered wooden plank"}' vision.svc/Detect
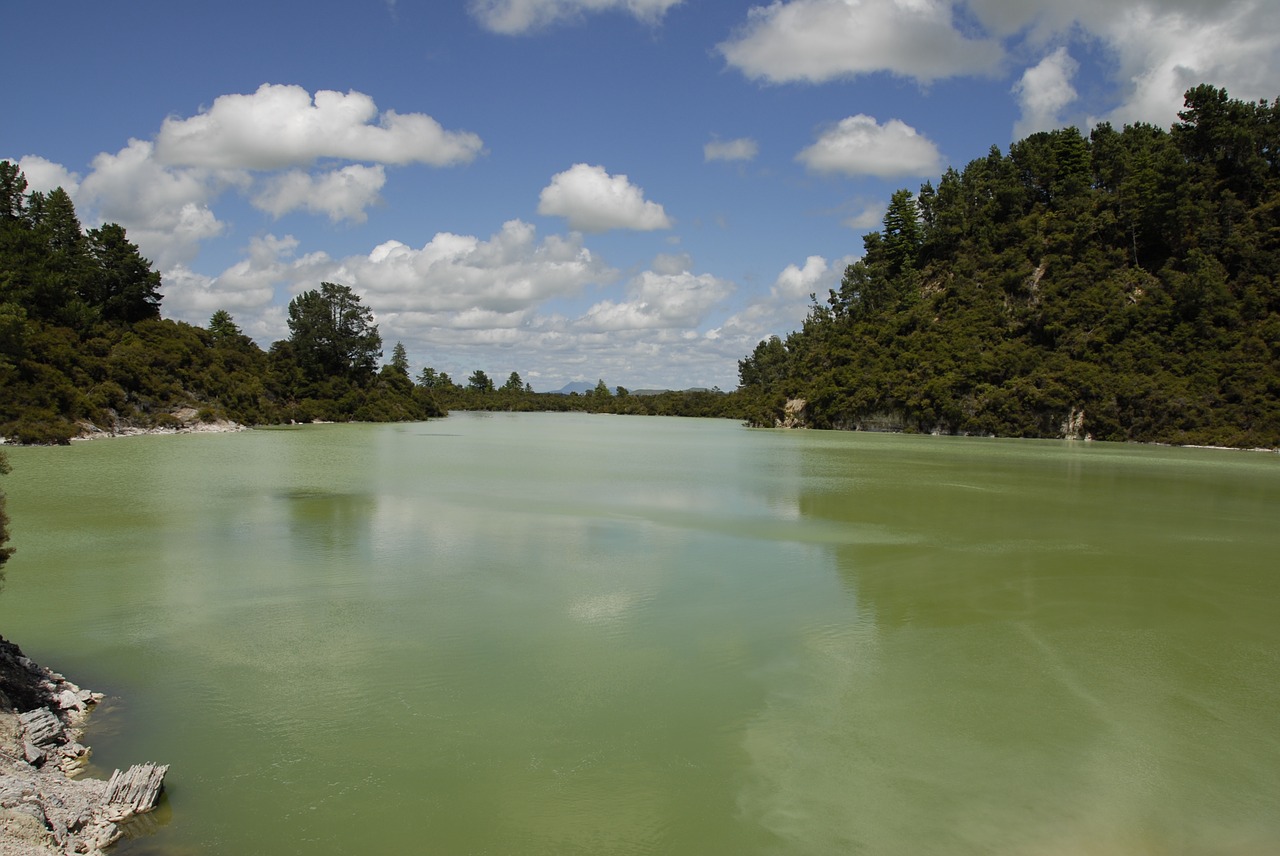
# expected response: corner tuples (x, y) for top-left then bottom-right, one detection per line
(105, 763), (169, 814)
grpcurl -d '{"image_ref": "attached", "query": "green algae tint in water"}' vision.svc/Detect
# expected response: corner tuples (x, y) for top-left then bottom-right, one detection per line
(2, 413), (1278, 855)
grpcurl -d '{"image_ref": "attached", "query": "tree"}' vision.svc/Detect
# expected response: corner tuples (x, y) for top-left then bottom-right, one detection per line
(0, 161), (26, 221)
(390, 341), (410, 376)
(26, 187), (90, 322)
(85, 223), (163, 324)
(208, 309), (243, 341)
(738, 335), (788, 389)
(593, 379), (612, 398)
(501, 371), (524, 392)
(417, 366), (440, 388)
(880, 188), (923, 278)
(467, 369), (494, 393)
(286, 282), (382, 383)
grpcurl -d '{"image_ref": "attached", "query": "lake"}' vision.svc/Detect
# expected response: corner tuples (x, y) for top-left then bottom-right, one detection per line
(2, 413), (1278, 854)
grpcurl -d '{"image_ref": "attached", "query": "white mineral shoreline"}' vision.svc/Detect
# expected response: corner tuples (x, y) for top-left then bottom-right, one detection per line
(0, 637), (164, 855)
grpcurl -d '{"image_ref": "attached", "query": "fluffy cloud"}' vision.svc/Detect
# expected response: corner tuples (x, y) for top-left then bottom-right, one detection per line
(29, 85), (486, 269)
(334, 219), (614, 317)
(719, 0), (1280, 131)
(844, 201), (887, 231)
(252, 165), (387, 223)
(577, 268), (734, 332)
(79, 139), (235, 268)
(155, 84), (484, 170)
(704, 137), (759, 163)
(719, 0), (1002, 85)
(158, 228), (850, 391)
(469, 0), (683, 34)
(797, 115), (944, 178)
(14, 156), (81, 195)
(965, 0), (1280, 127)
(538, 164), (673, 232)
(1012, 47), (1079, 138)
(162, 234), (302, 322)
(1087, 0), (1280, 127)
(711, 254), (855, 349)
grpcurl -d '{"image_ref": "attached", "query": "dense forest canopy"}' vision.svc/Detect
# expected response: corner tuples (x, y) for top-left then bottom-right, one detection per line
(1, 84), (1277, 447)
(738, 84), (1280, 448)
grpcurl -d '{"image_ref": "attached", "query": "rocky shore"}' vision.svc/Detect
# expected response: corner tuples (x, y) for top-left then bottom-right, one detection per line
(72, 408), (246, 442)
(0, 637), (162, 855)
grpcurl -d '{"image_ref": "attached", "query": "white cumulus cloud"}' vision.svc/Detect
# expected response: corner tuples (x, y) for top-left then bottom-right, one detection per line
(844, 201), (887, 230)
(704, 137), (759, 162)
(469, 0), (683, 34)
(336, 219), (615, 316)
(14, 156), (81, 195)
(252, 165), (387, 223)
(162, 234), (300, 322)
(155, 84), (484, 170)
(797, 115), (944, 178)
(1012, 47), (1080, 138)
(538, 163), (673, 232)
(79, 139), (236, 269)
(577, 268), (734, 332)
(965, 0), (1280, 128)
(712, 254), (856, 351)
(719, 0), (1002, 85)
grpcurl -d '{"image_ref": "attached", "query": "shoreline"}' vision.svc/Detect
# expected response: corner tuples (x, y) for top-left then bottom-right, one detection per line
(71, 408), (247, 442)
(0, 636), (164, 855)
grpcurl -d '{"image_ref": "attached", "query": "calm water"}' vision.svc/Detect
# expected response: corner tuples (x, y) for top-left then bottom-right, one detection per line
(2, 413), (1278, 855)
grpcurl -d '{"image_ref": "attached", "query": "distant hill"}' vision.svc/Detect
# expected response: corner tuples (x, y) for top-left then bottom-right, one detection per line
(544, 383), (715, 396)
(632, 388), (712, 396)
(547, 381), (595, 395)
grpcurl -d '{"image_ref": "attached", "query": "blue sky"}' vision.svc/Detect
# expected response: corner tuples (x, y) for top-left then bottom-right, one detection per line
(6, 0), (1279, 390)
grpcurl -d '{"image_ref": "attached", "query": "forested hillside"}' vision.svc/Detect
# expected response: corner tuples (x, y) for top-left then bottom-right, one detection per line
(0, 162), (733, 442)
(0, 163), (443, 443)
(738, 85), (1280, 448)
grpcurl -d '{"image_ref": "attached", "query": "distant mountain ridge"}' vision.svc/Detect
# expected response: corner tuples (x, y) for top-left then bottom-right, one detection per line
(544, 382), (714, 395)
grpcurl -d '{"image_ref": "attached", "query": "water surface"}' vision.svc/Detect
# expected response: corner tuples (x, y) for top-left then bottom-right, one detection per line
(3, 414), (1278, 854)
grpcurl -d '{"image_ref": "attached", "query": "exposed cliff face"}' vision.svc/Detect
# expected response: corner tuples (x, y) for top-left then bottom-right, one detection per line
(1060, 407), (1088, 441)
(777, 399), (808, 429)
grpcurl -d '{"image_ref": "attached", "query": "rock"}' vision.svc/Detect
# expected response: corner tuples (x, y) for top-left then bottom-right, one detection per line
(22, 740), (45, 765)
(0, 807), (54, 849)
(1061, 406), (1086, 440)
(1, 635), (166, 855)
(19, 709), (61, 747)
(56, 691), (84, 713)
(778, 398), (809, 429)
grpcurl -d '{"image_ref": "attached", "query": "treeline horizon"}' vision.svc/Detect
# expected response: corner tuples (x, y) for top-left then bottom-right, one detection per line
(3, 83), (1278, 447)
(0, 164), (738, 443)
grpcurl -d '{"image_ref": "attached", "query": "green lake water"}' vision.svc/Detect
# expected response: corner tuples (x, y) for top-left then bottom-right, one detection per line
(2, 413), (1278, 854)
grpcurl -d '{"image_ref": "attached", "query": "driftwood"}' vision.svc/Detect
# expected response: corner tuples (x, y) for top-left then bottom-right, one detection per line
(105, 763), (169, 815)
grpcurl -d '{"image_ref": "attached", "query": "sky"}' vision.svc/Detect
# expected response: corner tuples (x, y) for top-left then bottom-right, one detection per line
(5, 0), (1279, 391)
